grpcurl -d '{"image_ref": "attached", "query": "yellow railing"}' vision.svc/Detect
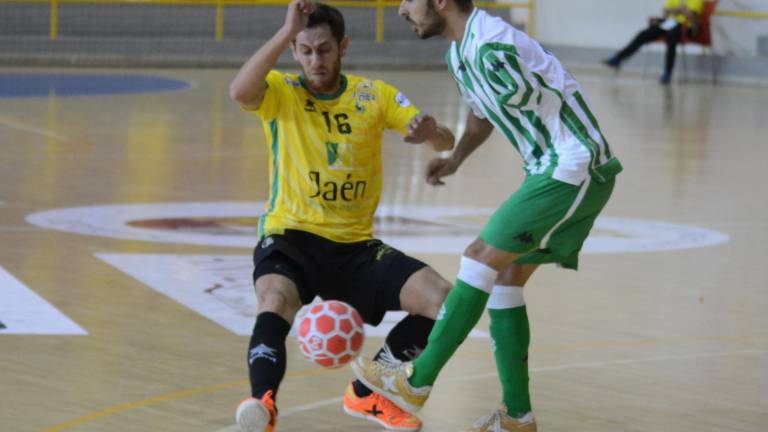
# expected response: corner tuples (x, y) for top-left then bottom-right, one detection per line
(715, 9), (768, 20)
(0, 0), (535, 42)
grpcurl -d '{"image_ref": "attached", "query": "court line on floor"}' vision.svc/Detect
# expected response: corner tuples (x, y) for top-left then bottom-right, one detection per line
(0, 115), (70, 141)
(210, 348), (767, 432)
(42, 347), (767, 431)
(213, 397), (346, 432)
(41, 367), (346, 432)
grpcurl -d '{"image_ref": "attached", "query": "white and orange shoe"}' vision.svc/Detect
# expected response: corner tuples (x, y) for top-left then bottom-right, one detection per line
(235, 390), (277, 432)
(342, 382), (423, 431)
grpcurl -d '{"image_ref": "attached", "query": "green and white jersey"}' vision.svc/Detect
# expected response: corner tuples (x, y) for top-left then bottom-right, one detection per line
(447, 8), (619, 185)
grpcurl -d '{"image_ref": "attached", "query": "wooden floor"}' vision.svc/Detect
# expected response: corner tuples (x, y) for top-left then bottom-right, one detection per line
(1, 67), (767, 432)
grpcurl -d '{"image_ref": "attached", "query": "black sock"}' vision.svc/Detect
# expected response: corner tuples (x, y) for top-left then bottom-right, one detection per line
(248, 312), (291, 400)
(352, 314), (435, 397)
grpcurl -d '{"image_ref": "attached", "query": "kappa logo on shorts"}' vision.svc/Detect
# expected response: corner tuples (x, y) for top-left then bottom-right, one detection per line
(513, 231), (534, 244)
(375, 244), (393, 261)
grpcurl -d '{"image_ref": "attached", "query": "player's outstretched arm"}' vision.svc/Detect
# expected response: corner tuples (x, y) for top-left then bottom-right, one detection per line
(426, 111), (493, 186)
(229, 0), (315, 110)
(403, 114), (455, 151)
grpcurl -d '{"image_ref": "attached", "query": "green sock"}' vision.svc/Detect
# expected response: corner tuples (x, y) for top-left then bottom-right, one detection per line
(489, 306), (531, 417)
(409, 279), (490, 387)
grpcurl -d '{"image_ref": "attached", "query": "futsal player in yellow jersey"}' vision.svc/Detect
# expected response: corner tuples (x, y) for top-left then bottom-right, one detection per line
(604, 0), (705, 83)
(230, 1), (455, 431)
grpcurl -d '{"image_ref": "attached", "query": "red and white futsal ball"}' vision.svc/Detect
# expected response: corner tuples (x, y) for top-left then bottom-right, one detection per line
(297, 300), (365, 368)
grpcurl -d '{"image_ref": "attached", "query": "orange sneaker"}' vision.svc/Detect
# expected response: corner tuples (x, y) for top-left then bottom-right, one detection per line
(342, 382), (423, 431)
(235, 390), (277, 432)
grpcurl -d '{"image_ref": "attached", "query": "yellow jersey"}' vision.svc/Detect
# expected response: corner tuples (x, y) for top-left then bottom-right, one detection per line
(664, 0), (704, 26)
(249, 71), (420, 243)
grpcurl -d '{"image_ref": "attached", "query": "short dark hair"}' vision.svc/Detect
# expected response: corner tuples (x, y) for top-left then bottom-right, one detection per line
(453, 0), (473, 12)
(307, 3), (346, 45)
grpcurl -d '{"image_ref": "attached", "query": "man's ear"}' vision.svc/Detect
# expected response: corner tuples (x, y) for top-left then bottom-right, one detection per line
(432, 0), (449, 12)
(340, 35), (350, 57)
(290, 40), (299, 61)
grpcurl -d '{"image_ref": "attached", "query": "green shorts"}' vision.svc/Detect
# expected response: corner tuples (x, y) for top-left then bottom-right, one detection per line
(480, 172), (617, 270)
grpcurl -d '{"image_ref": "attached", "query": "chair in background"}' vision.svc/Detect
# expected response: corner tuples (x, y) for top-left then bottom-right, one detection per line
(644, 0), (719, 83)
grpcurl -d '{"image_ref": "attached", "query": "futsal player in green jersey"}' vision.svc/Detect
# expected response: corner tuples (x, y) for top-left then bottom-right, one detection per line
(352, 0), (622, 430)
(230, 1), (458, 431)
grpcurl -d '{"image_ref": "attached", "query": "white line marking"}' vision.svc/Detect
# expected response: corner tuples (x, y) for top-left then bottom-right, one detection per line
(0, 115), (69, 140)
(0, 265), (87, 334)
(211, 349), (767, 431)
(463, 349), (768, 379)
(214, 397), (343, 432)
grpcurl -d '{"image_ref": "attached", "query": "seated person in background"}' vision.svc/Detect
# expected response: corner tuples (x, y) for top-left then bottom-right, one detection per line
(603, 0), (704, 84)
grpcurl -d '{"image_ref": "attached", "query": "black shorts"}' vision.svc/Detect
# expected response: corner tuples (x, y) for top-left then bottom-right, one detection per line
(252, 230), (427, 326)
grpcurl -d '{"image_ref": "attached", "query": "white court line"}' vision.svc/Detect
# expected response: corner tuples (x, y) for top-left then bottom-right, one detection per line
(212, 349), (767, 431)
(215, 398), (344, 432)
(0, 115), (69, 141)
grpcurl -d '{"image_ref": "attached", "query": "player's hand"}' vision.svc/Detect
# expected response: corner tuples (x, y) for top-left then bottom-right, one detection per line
(426, 156), (460, 186)
(404, 114), (438, 144)
(283, 0), (316, 38)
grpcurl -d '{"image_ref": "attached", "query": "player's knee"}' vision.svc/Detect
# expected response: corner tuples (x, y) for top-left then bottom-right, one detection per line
(463, 239), (495, 265)
(255, 277), (302, 320)
(399, 268), (451, 319)
(427, 279), (452, 318)
(463, 239), (518, 271)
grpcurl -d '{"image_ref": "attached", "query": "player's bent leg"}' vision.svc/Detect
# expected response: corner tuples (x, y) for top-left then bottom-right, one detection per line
(255, 274), (303, 323)
(345, 254), (442, 428)
(406, 240), (519, 386)
(352, 242), (521, 413)
(398, 266), (452, 319)
(345, 314), (433, 430)
(236, 274), (303, 432)
(488, 263), (538, 422)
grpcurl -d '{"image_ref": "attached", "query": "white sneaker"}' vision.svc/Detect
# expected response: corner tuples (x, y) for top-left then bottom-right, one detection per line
(235, 391), (277, 432)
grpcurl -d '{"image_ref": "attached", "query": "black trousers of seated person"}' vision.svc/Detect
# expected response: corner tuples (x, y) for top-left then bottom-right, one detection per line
(613, 24), (691, 77)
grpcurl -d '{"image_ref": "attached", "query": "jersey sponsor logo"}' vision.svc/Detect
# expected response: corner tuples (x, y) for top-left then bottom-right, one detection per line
(325, 141), (340, 165)
(284, 76), (301, 87)
(304, 99), (317, 112)
(395, 92), (411, 107)
(353, 88), (376, 114)
(320, 140), (354, 170)
(309, 171), (367, 202)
